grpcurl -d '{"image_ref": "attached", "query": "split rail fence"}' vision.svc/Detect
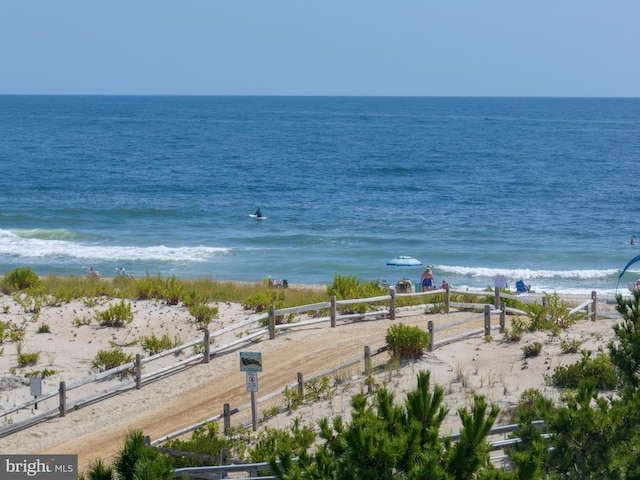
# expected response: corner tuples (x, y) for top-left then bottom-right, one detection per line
(0, 287), (601, 441)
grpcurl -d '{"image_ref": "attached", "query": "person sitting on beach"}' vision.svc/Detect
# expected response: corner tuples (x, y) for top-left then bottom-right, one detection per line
(515, 279), (531, 293)
(421, 267), (435, 291)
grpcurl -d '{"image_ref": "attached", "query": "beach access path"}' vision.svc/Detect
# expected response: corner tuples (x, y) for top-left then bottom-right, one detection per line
(0, 293), (620, 472)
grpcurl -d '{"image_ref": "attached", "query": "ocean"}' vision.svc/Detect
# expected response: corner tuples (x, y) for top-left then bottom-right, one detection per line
(1, 95), (639, 296)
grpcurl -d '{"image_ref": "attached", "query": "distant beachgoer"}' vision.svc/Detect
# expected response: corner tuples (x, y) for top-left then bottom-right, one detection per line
(515, 279), (531, 293)
(421, 267), (435, 291)
(441, 279), (447, 290)
(632, 235), (637, 245)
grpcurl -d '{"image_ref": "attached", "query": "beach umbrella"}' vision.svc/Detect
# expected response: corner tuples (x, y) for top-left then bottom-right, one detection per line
(617, 254), (640, 291)
(386, 255), (423, 279)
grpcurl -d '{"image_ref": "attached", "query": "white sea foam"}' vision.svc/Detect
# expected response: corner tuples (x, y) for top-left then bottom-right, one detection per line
(0, 229), (228, 263)
(437, 264), (623, 280)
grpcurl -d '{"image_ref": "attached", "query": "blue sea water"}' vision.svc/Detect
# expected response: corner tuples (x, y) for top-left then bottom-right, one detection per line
(1, 95), (640, 296)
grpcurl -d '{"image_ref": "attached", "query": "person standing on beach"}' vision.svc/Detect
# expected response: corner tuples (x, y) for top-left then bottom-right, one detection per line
(421, 267), (435, 291)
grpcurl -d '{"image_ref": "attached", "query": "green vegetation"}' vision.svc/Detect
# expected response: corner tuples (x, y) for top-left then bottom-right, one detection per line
(3, 267), (41, 292)
(17, 351), (39, 367)
(139, 333), (181, 356)
(385, 322), (430, 360)
(522, 341), (542, 358)
(546, 351), (618, 390)
(91, 349), (135, 378)
(188, 303), (219, 329)
(94, 300), (134, 328)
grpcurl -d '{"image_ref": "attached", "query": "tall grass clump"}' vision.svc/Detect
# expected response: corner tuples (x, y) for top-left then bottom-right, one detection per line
(95, 300), (134, 328)
(327, 274), (384, 314)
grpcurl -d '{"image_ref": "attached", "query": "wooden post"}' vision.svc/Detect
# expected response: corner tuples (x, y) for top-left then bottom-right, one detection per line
(59, 381), (66, 417)
(135, 353), (142, 390)
(484, 305), (491, 337)
(330, 296), (337, 328)
(494, 288), (500, 309)
(445, 284), (450, 313)
(204, 329), (210, 363)
(220, 447), (229, 465)
(542, 296), (547, 308)
(500, 302), (506, 333)
(591, 290), (597, 321)
(269, 305), (276, 340)
(297, 372), (304, 399)
(364, 346), (372, 374)
(427, 321), (434, 352)
(223, 403), (231, 434)
(389, 288), (396, 321)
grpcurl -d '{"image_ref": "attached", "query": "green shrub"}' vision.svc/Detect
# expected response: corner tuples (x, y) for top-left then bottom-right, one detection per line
(327, 274), (384, 314)
(91, 349), (135, 378)
(37, 323), (51, 334)
(161, 275), (183, 305)
(95, 299), (134, 328)
(139, 333), (181, 356)
(17, 351), (39, 367)
(188, 303), (219, 328)
(546, 351), (618, 390)
(385, 322), (430, 360)
(522, 342), (542, 358)
(4, 267), (40, 291)
(560, 337), (583, 354)
(504, 317), (525, 342)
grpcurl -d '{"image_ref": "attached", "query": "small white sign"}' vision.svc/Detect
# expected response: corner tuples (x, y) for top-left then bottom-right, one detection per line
(246, 372), (258, 392)
(30, 377), (42, 397)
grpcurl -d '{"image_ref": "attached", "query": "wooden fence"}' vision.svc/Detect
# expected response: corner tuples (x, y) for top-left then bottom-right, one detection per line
(0, 287), (601, 440)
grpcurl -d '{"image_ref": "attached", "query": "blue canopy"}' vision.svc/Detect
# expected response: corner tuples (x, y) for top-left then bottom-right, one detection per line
(617, 254), (640, 290)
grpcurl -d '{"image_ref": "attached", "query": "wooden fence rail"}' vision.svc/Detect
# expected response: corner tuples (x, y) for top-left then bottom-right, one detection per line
(0, 288), (600, 439)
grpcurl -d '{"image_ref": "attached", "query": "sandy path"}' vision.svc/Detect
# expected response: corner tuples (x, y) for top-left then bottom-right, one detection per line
(6, 310), (451, 470)
(1, 293), (619, 474)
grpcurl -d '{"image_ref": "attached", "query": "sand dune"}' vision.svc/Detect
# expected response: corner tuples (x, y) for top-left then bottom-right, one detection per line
(0, 292), (621, 472)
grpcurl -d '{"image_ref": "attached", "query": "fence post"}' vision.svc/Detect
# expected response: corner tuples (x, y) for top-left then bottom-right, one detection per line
(445, 284), (450, 313)
(135, 353), (142, 390)
(494, 288), (500, 309)
(427, 321), (434, 352)
(500, 302), (506, 333)
(220, 447), (229, 465)
(591, 291), (597, 321)
(204, 329), (210, 363)
(484, 305), (491, 337)
(297, 372), (304, 399)
(389, 288), (396, 321)
(59, 381), (66, 417)
(269, 305), (276, 340)
(330, 296), (337, 328)
(364, 346), (372, 374)
(223, 403), (231, 434)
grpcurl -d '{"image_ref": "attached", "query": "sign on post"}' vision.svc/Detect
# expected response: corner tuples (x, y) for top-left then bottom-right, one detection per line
(246, 372), (258, 392)
(239, 351), (262, 372)
(240, 352), (262, 432)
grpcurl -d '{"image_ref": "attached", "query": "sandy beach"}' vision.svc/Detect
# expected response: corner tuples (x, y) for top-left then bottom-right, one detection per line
(0, 289), (621, 473)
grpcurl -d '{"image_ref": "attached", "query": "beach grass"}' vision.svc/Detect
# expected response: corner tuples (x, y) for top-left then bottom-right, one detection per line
(0, 270), (329, 308)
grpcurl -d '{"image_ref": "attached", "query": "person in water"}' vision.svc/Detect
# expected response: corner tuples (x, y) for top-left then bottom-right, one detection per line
(632, 235), (637, 245)
(421, 266), (435, 291)
(255, 208), (262, 218)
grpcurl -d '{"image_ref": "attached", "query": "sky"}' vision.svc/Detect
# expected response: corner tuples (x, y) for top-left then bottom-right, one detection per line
(2, 1), (639, 97)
